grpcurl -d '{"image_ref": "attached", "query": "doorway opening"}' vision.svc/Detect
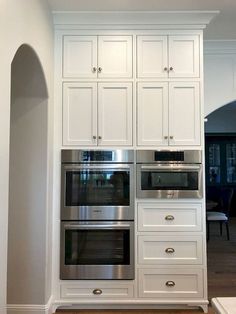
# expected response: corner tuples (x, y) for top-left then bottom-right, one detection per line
(7, 44), (48, 305)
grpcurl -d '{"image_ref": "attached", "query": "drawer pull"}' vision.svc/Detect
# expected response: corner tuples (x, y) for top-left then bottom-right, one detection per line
(93, 289), (102, 295)
(166, 281), (175, 287)
(165, 247), (175, 254)
(165, 215), (175, 221)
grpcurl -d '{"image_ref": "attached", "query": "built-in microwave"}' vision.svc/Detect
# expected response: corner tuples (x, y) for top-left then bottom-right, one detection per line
(136, 150), (203, 199)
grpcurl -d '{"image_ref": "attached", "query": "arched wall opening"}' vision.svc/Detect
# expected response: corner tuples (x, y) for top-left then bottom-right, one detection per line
(7, 44), (48, 305)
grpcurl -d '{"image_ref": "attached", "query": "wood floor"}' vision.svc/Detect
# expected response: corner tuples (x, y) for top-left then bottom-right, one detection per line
(56, 218), (236, 314)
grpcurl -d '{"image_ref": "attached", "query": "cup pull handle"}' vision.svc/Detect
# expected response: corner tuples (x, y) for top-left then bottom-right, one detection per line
(165, 248), (175, 253)
(93, 289), (102, 295)
(165, 215), (175, 221)
(166, 281), (175, 287)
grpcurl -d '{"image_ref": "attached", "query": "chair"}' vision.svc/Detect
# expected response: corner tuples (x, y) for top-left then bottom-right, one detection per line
(206, 188), (234, 241)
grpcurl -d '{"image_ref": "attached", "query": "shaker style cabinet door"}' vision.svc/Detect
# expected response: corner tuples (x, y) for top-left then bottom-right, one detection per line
(168, 35), (200, 78)
(63, 82), (97, 145)
(137, 36), (168, 78)
(137, 35), (200, 78)
(98, 83), (133, 146)
(63, 36), (97, 78)
(62, 35), (133, 78)
(137, 82), (168, 146)
(168, 82), (200, 146)
(98, 36), (133, 78)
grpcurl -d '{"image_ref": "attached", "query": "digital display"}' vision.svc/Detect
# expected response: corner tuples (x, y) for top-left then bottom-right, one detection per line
(154, 151), (184, 162)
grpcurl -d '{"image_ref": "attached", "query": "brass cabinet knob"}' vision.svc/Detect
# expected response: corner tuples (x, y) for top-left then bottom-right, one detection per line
(169, 136), (174, 140)
(165, 247), (175, 254)
(165, 215), (175, 221)
(169, 67), (174, 71)
(164, 67), (168, 72)
(92, 135), (97, 140)
(98, 136), (102, 140)
(92, 67), (97, 73)
(93, 288), (102, 295)
(164, 136), (168, 140)
(98, 67), (102, 73)
(166, 281), (175, 287)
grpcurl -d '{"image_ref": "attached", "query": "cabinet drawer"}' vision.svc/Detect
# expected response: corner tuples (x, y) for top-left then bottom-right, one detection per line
(138, 235), (203, 265)
(137, 203), (202, 232)
(61, 283), (134, 299)
(138, 268), (203, 298)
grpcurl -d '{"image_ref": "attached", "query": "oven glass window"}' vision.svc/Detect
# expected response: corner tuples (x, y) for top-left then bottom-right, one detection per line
(141, 171), (198, 190)
(65, 170), (130, 206)
(65, 229), (130, 265)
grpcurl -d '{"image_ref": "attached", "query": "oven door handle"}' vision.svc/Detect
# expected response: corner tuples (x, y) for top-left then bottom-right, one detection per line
(64, 224), (131, 230)
(63, 165), (131, 170)
(140, 165), (201, 171)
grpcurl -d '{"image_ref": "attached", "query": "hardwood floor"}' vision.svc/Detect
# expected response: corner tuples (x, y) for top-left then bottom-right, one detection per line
(56, 219), (236, 313)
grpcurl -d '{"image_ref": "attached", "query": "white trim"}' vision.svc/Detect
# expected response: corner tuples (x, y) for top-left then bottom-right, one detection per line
(53, 11), (219, 28)
(7, 296), (53, 314)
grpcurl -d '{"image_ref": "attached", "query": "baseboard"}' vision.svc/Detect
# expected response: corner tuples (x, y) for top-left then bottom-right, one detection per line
(7, 295), (53, 314)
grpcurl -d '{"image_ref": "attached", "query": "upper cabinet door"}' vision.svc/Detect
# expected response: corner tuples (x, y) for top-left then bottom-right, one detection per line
(63, 82), (97, 146)
(98, 36), (133, 78)
(168, 35), (200, 78)
(137, 36), (168, 78)
(98, 83), (133, 146)
(137, 82), (168, 146)
(63, 36), (97, 78)
(168, 82), (200, 146)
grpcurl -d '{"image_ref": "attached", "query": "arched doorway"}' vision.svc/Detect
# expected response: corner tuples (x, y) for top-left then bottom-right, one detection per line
(7, 44), (48, 305)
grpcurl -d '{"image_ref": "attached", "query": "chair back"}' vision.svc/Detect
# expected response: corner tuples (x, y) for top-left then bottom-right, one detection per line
(219, 188), (234, 217)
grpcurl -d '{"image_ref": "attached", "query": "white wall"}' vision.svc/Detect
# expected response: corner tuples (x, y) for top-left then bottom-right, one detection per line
(0, 0), (53, 312)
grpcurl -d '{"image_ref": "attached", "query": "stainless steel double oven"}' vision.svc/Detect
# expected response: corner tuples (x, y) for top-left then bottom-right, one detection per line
(60, 150), (134, 280)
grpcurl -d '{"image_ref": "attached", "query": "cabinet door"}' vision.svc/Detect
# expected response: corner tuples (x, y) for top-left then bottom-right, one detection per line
(63, 83), (97, 146)
(63, 36), (97, 78)
(98, 36), (133, 78)
(137, 36), (168, 78)
(98, 83), (132, 146)
(137, 82), (168, 146)
(168, 35), (200, 78)
(168, 82), (200, 146)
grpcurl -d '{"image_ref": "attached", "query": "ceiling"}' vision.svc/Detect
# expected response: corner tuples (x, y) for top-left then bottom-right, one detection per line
(48, 0), (236, 40)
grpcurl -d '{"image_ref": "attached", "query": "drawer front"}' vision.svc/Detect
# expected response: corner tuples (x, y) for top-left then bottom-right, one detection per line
(138, 235), (203, 265)
(138, 268), (203, 298)
(61, 283), (134, 299)
(137, 203), (202, 232)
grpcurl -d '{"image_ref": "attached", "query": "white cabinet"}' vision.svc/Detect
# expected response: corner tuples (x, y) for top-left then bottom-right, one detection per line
(63, 35), (133, 78)
(137, 82), (201, 146)
(137, 35), (200, 78)
(63, 82), (133, 146)
(138, 269), (203, 298)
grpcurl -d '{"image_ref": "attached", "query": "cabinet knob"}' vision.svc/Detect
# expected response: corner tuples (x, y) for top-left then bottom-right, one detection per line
(166, 281), (175, 287)
(92, 135), (97, 140)
(165, 215), (175, 221)
(169, 135), (174, 140)
(98, 136), (102, 140)
(164, 136), (168, 140)
(92, 67), (97, 73)
(165, 247), (175, 254)
(164, 67), (168, 72)
(169, 67), (174, 71)
(98, 67), (102, 73)
(93, 289), (102, 295)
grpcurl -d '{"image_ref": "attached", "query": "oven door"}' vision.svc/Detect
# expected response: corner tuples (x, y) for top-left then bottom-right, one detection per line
(137, 164), (202, 198)
(61, 164), (134, 220)
(60, 221), (134, 280)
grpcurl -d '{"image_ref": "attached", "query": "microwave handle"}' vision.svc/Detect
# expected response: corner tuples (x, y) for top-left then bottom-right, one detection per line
(140, 165), (201, 171)
(64, 224), (131, 230)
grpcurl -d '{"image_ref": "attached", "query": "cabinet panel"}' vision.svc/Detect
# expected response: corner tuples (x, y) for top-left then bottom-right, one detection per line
(138, 235), (203, 265)
(168, 35), (200, 78)
(98, 36), (133, 78)
(168, 82), (200, 146)
(63, 36), (97, 78)
(137, 36), (168, 78)
(98, 83), (133, 146)
(63, 83), (97, 146)
(138, 268), (203, 298)
(137, 82), (168, 146)
(137, 203), (202, 232)
(61, 283), (134, 299)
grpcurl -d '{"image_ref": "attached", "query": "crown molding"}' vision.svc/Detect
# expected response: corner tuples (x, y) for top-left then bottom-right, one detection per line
(53, 11), (219, 29)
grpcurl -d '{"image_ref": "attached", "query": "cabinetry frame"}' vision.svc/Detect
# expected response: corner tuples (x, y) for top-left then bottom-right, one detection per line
(52, 11), (218, 313)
